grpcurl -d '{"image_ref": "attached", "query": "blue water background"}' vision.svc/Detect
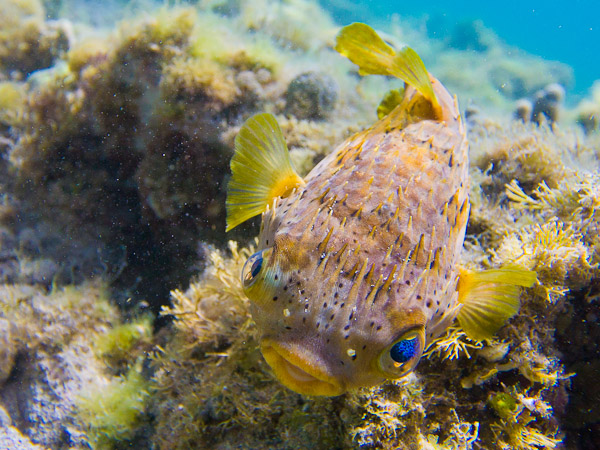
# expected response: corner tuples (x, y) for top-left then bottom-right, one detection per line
(323, 0), (598, 96)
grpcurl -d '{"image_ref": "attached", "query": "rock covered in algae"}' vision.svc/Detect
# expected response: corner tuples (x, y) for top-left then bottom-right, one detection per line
(285, 71), (338, 120)
(0, 282), (154, 449)
(2, 2), (368, 311)
(0, 0), (70, 78)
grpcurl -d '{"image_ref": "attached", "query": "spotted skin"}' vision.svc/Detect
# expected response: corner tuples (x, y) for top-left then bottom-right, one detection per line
(250, 76), (469, 394)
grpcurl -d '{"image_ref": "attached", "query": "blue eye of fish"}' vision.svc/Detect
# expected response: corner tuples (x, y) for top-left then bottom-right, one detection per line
(251, 257), (262, 278)
(243, 250), (267, 287)
(390, 338), (417, 363)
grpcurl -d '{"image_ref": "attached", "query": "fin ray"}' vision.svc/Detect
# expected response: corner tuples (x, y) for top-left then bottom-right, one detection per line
(335, 22), (440, 113)
(226, 113), (304, 231)
(457, 267), (537, 340)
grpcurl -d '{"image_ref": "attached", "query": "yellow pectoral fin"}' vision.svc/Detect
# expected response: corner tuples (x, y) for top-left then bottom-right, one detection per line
(226, 113), (305, 231)
(335, 22), (440, 115)
(457, 266), (537, 341)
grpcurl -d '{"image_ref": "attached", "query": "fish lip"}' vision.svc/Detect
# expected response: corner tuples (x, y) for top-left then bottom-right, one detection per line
(260, 339), (344, 396)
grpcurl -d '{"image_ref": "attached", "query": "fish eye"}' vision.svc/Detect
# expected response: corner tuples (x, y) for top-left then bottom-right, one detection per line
(242, 248), (272, 288)
(390, 338), (418, 363)
(377, 328), (425, 379)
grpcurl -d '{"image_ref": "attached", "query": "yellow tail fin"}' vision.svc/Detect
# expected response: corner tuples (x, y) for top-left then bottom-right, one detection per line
(226, 113), (305, 231)
(457, 267), (537, 341)
(335, 22), (440, 115)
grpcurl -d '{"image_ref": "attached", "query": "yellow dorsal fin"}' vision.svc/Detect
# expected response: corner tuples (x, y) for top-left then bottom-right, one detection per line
(457, 266), (537, 341)
(226, 113), (305, 231)
(335, 22), (441, 115)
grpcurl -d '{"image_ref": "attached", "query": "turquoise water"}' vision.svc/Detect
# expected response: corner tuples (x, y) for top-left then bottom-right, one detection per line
(324, 0), (598, 95)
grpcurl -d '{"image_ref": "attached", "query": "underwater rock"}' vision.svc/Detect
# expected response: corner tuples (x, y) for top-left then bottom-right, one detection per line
(285, 72), (338, 120)
(0, 283), (152, 448)
(575, 81), (600, 134)
(576, 105), (599, 134)
(0, 318), (16, 386)
(513, 83), (565, 125)
(514, 98), (533, 122)
(531, 83), (565, 125)
(0, 425), (46, 450)
(0, 0), (70, 77)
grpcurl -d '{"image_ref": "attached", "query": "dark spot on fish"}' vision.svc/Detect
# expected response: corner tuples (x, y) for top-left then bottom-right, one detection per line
(436, 300), (440, 305)
(340, 360), (345, 366)
(283, 286), (288, 291)
(426, 301), (432, 308)
(330, 314), (335, 320)
(448, 155), (453, 167)
(297, 282), (301, 286)
(326, 338), (330, 343)
(370, 321), (375, 327)
(376, 325), (382, 331)
(323, 302), (327, 308)
(334, 292), (339, 299)
(302, 317), (306, 323)
(274, 274), (278, 280)
(349, 311), (354, 321)
(325, 323), (330, 329)
(340, 303), (345, 308)
(272, 296), (278, 301)
(362, 345), (367, 350)
(300, 289), (305, 295)
(266, 239), (269, 245)
(416, 295), (422, 300)
(352, 354), (357, 361)
(285, 326), (292, 330)
(405, 280), (411, 285)
(288, 299), (292, 304)
(344, 335), (349, 340)
(344, 325), (350, 330)
(338, 283), (343, 288)
(316, 322), (320, 329)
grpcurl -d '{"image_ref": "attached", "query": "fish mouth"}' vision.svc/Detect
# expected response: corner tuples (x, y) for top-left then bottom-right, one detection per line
(261, 339), (344, 396)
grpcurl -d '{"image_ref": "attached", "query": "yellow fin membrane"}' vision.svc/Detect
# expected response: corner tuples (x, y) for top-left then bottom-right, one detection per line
(457, 267), (537, 341)
(377, 88), (404, 119)
(335, 22), (440, 114)
(226, 113), (305, 231)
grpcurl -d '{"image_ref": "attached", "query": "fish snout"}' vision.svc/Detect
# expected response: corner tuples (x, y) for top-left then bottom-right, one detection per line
(260, 338), (345, 396)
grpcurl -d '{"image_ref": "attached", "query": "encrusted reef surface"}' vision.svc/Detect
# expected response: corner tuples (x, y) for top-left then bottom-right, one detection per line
(0, 0), (599, 449)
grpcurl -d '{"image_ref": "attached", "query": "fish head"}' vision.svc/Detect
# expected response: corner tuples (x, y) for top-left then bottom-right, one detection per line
(241, 215), (428, 396)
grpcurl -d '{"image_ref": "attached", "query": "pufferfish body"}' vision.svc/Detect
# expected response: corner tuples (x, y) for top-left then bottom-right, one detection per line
(226, 23), (536, 396)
